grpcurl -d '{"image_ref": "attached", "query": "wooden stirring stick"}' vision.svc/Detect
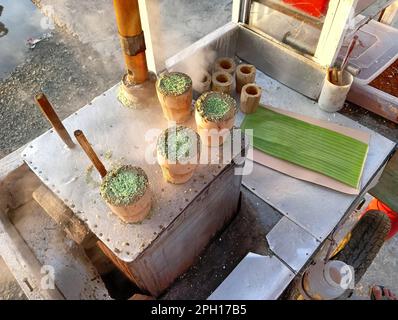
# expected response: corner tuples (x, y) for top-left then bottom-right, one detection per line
(35, 93), (75, 148)
(327, 67), (339, 85)
(74, 130), (107, 178)
(337, 35), (359, 85)
(340, 35), (358, 73)
(331, 67), (339, 85)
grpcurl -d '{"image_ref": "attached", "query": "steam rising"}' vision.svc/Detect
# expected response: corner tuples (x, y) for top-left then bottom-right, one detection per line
(147, 0), (232, 91)
(27, 0), (232, 84)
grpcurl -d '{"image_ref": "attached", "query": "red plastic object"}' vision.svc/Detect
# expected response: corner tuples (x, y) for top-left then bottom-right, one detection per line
(283, 0), (330, 18)
(363, 198), (398, 240)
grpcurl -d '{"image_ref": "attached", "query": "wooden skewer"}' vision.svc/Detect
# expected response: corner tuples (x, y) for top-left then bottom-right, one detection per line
(35, 93), (74, 148)
(336, 70), (343, 86)
(331, 67), (339, 85)
(74, 130), (107, 178)
(327, 67), (338, 85)
(336, 35), (359, 85)
(340, 35), (358, 73)
(328, 67), (333, 83)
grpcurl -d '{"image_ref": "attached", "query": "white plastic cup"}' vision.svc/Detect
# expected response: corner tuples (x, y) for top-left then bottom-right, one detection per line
(318, 70), (354, 112)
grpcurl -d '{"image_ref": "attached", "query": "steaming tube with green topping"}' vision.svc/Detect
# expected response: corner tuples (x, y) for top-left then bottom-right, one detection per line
(156, 72), (193, 123)
(100, 165), (149, 207)
(157, 126), (200, 163)
(195, 91), (237, 122)
(194, 91), (237, 147)
(156, 126), (201, 184)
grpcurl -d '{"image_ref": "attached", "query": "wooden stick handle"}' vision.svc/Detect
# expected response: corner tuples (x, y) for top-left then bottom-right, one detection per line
(35, 93), (74, 148)
(331, 67), (339, 85)
(340, 35), (358, 72)
(74, 130), (107, 178)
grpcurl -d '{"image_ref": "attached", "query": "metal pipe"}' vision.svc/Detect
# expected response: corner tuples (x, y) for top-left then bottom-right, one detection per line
(113, 0), (148, 84)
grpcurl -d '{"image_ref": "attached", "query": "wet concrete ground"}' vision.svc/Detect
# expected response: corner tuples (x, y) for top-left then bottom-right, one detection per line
(0, 0), (397, 300)
(0, 13), (121, 158)
(0, 0), (45, 78)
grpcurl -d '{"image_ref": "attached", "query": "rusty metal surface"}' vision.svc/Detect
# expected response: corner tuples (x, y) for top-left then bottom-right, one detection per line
(23, 84), (245, 262)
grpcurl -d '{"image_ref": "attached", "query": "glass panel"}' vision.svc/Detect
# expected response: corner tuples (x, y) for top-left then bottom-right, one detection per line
(247, 0), (331, 56)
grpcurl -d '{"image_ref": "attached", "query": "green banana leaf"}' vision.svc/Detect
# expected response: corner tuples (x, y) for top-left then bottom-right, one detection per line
(241, 107), (368, 188)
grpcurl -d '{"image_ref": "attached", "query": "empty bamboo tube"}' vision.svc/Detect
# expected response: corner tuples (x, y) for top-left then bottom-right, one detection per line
(214, 57), (236, 75)
(236, 64), (256, 93)
(240, 84), (262, 114)
(195, 71), (212, 94)
(211, 71), (233, 95)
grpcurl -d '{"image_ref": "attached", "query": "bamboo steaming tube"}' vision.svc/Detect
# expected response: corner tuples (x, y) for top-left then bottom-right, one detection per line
(195, 71), (212, 94)
(74, 130), (151, 223)
(157, 126), (201, 184)
(240, 84), (262, 114)
(156, 72), (193, 123)
(318, 70), (353, 112)
(214, 57), (236, 75)
(236, 64), (256, 93)
(195, 91), (237, 147)
(212, 71), (233, 95)
(100, 165), (152, 223)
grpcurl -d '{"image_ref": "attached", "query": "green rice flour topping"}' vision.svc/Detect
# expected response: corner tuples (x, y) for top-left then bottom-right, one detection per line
(100, 165), (148, 206)
(157, 126), (200, 162)
(195, 91), (237, 122)
(157, 72), (192, 96)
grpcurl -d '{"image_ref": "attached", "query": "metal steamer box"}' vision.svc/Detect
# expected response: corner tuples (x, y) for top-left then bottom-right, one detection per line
(23, 84), (248, 296)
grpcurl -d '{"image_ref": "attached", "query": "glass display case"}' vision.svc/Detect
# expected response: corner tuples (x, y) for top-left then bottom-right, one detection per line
(247, 0), (327, 56)
(241, 0), (396, 63)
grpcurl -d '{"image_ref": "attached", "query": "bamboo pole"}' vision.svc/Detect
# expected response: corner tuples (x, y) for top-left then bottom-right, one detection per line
(34, 93), (74, 148)
(74, 130), (107, 178)
(113, 0), (148, 84)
